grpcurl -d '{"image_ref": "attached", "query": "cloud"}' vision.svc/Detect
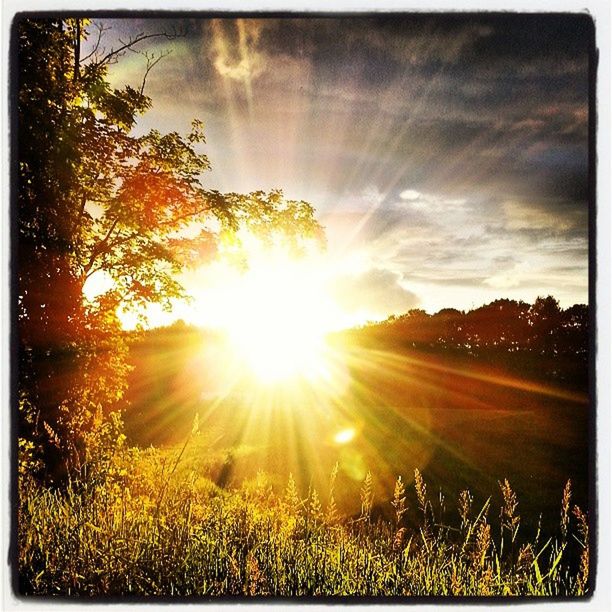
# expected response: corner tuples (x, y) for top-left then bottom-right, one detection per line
(361, 185), (387, 207)
(397, 189), (468, 213)
(503, 200), (580, 233)
(210, 19), (266, 83)
(484, 274), (521, 290)
(214, 56), (260, 82)
(330, 268), (419, 319)
(399, 189), (421, 201)
(367, 20), (495, 67)
(98, 15), (590, 312)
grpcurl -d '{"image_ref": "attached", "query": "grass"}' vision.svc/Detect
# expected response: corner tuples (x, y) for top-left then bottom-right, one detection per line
(17, 437), (590, 598)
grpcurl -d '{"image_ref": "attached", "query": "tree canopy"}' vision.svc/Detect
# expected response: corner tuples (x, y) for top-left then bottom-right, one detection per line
(16, 17), (322, 482)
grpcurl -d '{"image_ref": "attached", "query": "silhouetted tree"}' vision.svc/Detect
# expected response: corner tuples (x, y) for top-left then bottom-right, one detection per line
(559, 303), (588, 357)
(356, 296), (588, 380)
(433, 308), (463, 345)
(529, 296), (562, 355)
(16, 17), (322, 482)
(465, 299), (530, 350)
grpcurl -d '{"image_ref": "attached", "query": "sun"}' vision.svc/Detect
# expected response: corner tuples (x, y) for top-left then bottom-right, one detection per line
(195, 240), (344, 384)
(229, 306), (327, 384)
(224, 262), (334, 383)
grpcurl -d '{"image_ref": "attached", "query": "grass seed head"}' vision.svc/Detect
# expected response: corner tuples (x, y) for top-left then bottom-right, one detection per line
(414, 468), (427, 514)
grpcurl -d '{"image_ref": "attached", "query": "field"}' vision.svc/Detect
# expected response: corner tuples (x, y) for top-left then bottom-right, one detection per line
(17, 325), (590, 597)
(124, 326), (590, 530)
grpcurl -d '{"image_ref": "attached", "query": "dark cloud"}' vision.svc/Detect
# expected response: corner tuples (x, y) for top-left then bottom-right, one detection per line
(493, 255), (517, 268)
(108, 14), (590, 215)
(466, 13), (592, 66)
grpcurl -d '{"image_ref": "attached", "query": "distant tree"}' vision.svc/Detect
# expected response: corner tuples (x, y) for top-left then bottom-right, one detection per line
(404, 308), (429, 319)
(465, 299), (530, 350)
(393, 308), (433, 344)
(433, 308), (463, 345)
(360, 296), (587, 365)
(16, 18), (322, 482)
(560, 303), (588, 356)
(433, 308), (462, 317)
(529, 296), (562, 354)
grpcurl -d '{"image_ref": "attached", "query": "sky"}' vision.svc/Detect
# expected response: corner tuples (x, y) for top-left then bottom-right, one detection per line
(92, 13), (592, 325)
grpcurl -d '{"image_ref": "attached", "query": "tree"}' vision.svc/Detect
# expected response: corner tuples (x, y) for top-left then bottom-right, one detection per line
(529, 296), (562, 355)
(465, 299), (530, 350)
(16, 17), (322, 482)
(559, 303), (588, 357)
(433, 308), (463, 346)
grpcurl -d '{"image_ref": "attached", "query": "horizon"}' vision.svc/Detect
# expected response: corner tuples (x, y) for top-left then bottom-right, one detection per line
(120, 292), (588, 335)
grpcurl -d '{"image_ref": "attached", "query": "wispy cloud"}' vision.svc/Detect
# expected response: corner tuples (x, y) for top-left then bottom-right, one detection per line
(210, 19), (266, 83)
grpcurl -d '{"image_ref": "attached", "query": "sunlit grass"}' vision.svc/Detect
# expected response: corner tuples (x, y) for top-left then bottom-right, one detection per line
(18, 438), (589, 597)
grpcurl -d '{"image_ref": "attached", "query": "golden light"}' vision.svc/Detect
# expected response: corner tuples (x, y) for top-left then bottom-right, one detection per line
(229, 313), (328, 384)
(192, 235), (348, 385)
(333, 427), (356, 445)
(82, 270), (114, 302)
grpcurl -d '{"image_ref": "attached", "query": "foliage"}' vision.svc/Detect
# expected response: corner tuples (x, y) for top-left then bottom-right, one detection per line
(17, 17), (321, 331)
(355, 296), (588, 385)
(16, 17), (322, 482)
(375, 296), (587, 356)
(18, 448), (590, 597)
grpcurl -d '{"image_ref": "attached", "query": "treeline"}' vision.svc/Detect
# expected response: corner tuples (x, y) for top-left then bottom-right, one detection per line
(347, 296), (589, 386)
(121, 294), (589, 446)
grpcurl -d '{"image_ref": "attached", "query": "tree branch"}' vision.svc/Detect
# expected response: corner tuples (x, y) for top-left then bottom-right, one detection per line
(95, 29), (182, 68)
(73, 171), (104, 235)
(81, 22), (108, 63)
(82, 217), (121, 276)
(157, 203), (215, 228)
(73, 18), (81, 82)
(138, 50), (171, 95)
(101, 216), (121, 245)
(81, 200), (215, 278)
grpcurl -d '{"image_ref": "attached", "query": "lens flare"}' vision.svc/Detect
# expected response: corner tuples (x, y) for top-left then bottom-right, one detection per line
(334, 427), (356, 445)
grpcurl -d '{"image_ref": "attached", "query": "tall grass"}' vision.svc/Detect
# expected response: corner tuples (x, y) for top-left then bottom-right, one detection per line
(18, 445), (589, 597)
